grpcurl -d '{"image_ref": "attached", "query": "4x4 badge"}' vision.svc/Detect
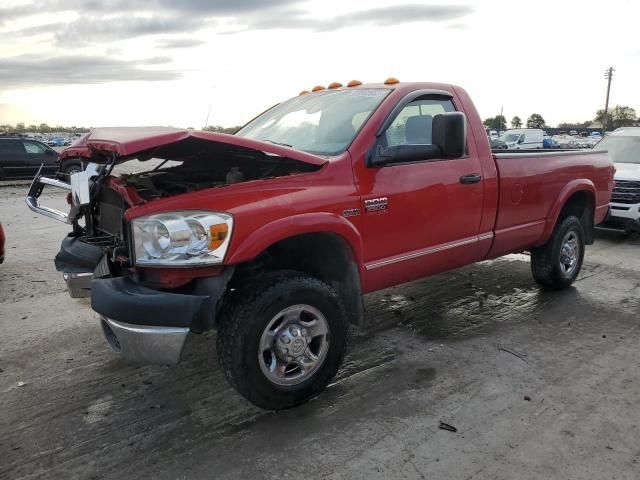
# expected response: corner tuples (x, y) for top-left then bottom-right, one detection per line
(342, 208), (360, 218)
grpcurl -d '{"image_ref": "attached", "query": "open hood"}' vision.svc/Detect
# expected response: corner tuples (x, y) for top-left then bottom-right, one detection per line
(84, 126), (328, 167)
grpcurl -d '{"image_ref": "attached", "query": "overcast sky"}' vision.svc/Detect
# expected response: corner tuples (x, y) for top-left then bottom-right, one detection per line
(0, 0), (638, 128)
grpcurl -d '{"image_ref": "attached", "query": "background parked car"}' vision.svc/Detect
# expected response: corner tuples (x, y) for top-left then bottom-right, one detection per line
(46, 137), (66, 147)
(595, 127), (640, 236)
(0, 138), (59, 179)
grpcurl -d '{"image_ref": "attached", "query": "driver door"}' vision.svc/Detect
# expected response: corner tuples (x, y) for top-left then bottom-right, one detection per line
(358, 95), (485, 290)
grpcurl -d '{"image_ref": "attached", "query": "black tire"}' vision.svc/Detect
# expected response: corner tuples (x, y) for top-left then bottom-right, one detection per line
(217, 271), (349, 410)
(530, 215), (585, 289)
(61, 159), (83, 176)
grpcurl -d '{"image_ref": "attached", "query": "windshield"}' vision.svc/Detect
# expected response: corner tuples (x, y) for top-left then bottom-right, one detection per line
(236, 88), (389, 155)
(504, 133), (520, 142)
(596, 136), (640, 164)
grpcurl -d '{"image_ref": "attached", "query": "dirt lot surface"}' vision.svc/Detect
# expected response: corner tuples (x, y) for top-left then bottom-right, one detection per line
(1, 184), (639, 479)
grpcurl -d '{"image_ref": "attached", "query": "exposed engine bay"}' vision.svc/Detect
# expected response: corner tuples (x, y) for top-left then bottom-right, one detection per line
(106, 135), (321, 200)
(121, 154), (318, 200)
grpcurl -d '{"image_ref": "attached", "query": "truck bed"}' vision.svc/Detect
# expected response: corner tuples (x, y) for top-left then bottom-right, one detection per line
(488, 149), (612, 258)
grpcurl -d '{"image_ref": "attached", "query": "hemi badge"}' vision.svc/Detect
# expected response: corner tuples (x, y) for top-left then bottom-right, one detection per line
(342, 208), (360, 218)
(364, 197), (388, 213)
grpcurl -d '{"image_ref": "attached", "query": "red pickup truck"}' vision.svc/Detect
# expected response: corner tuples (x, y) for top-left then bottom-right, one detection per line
(27, 80), (614, 409)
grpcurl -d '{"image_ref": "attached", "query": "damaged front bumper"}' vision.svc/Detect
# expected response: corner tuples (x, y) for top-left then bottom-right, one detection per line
(91, 275), (231, 365)
(100, 318), (189, 365)
(25, 163), (96, 224)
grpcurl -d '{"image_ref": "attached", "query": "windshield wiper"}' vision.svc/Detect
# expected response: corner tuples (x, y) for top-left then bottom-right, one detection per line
(265, 139), (293, 148)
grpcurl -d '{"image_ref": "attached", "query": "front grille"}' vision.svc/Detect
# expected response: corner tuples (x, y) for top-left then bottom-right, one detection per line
(611, 180), (640, 204)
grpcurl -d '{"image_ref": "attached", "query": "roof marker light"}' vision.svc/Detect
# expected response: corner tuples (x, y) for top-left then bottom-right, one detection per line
(311, 85), (326, 92)
(384, 77), (400, 85)
(328, 82), (342, 89)
(347, 80), (362, 87)
(299, 90), (310, 95)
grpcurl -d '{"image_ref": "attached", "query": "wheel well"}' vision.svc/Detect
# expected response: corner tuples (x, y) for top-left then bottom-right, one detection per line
(558, 190), (595, 244)
(231, 233), (364, 326)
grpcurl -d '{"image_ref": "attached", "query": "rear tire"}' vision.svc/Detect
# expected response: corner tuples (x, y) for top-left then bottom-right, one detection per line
(530, 215), (585, 289)
(216, 271), (349, 410)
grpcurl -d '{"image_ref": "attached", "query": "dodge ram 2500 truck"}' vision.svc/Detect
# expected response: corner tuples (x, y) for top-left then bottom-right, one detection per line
(26, 80), (614, 409)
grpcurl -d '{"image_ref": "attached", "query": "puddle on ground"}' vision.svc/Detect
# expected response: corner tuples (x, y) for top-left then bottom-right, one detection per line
(363, 255), (555, 339)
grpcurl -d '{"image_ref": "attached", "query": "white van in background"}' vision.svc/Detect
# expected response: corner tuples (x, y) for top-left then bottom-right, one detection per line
(501, 129), (544, 149)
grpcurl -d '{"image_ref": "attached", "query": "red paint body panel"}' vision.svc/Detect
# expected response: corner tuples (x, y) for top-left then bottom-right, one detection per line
(82, 82), (614, 293)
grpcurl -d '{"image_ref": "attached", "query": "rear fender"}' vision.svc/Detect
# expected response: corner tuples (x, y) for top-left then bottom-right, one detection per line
(540, 179), (596, 244)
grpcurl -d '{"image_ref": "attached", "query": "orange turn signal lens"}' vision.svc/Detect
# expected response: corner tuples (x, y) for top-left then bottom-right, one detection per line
(328, 82), (342, 89)
(209, 223), (229, 249)
(384, 77), (400, 85)
(347, 80), (362, 87)
(311, 85), (325, 92)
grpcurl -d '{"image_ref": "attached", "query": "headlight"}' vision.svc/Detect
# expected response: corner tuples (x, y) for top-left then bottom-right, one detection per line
(132, 211), (233, 266)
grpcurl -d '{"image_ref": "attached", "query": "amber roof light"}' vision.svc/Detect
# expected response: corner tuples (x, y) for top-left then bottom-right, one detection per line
(384, 77), (400, 85)
(299, 90), (310, 95)
(347, 80), (362, 87)
(328, 82), (343, 89)
(311, 85), (326, 92)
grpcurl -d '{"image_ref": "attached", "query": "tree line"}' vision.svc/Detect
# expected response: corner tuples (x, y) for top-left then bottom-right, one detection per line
(483, 105), (638, 131)
(0, 123), (89, 134)
(0, 123), (243, 134)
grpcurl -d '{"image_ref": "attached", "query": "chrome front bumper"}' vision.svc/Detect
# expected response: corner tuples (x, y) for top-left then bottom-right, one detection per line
(63, 272), (93, 298)
(100, 317), (189, 365)
(25, 172), (72, 223)
(25, 163), (96, 224)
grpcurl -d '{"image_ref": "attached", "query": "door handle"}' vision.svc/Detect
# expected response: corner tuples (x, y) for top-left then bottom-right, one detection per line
(459, 174), (482, 184)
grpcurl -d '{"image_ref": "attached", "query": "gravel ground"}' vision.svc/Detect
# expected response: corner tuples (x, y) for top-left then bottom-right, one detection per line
(1, 184), (639, 480)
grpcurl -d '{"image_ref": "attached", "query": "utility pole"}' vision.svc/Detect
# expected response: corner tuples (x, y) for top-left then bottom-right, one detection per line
(602, 67), (614, 136)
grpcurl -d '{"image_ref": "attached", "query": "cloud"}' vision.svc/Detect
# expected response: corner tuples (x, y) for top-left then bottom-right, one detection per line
(247, 4), (473, 31)
(1, 0), (300, 24)
(0, 55), (180, 90)
(0, 4), (34, 25)
(51, 15), (207, 46)
(156, 38), (206, 49)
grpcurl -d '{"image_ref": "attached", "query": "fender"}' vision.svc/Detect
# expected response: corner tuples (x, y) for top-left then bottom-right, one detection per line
(540, 179), (596, 243)
(226, 212), (364, 270)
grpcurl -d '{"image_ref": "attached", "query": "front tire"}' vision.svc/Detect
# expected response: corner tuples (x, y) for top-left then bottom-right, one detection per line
(217, 272), (349, 410)
(60, 159), (83, 177)
(530, 215), (585, 289)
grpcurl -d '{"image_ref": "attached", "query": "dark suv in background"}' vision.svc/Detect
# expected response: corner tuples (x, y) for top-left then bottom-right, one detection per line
(0, 137), (59, 179)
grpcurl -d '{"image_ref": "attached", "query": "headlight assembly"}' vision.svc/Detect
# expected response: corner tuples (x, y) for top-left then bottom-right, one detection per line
(132, 211), (233, 266)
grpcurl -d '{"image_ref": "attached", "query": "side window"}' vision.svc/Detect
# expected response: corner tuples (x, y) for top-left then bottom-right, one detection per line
(0, 140), (25, 155)
(23, 140), (48, 154)
(385, 98), (455, 147)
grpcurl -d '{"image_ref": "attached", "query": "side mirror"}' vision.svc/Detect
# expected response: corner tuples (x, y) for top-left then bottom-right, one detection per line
(368, 144), (442, 167)
(367, 111), (466, 167)
(432, 112), (466, 158)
